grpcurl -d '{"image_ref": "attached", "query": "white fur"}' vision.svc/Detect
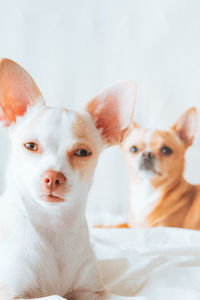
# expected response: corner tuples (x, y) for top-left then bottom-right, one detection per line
(129, 180), (161, 227)
(0, 66), (136, 299)
(128, 130), (161, 226)
(0, 103), (108, 299)
(131, 129), (160, 180)
(145, 130), (154, 152)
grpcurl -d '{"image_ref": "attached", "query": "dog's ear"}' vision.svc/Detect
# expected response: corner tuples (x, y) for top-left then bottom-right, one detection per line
(122, 121), (140, 141)
(0, 58), (44, 126)
(86, 82), (136, 145)
(171, 107), (198, 147)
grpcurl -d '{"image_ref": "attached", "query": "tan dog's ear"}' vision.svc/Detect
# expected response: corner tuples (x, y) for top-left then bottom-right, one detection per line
(0, 58), (44, 126)
(120, 121), (140, 142)
(171, 107), (198, 147)
(86, 82), (136, 145)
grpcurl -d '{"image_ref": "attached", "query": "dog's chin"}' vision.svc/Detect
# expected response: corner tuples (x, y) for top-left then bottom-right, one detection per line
(137, 168), (162, 179)
(35, 195), (66, 207)
(40, 195), (65, 203)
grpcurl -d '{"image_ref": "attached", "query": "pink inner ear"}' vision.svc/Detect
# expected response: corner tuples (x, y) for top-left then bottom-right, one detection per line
(87, 96), (122, 144)
(0, 86), (32, 126)
(86, 82), (136, 145)
(0, 59), (42, 126)
(171, 107), (197, 147)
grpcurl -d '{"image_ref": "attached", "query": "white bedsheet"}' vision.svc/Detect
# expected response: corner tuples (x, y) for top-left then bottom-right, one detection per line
(89, 223), (200, 300)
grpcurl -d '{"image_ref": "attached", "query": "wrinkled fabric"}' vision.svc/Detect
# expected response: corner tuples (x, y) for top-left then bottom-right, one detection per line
(89, 222), (200, 300)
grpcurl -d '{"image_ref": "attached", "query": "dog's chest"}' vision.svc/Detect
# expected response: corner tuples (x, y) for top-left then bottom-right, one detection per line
(0, 220), (84, 298)
(129, 181), (161, 227)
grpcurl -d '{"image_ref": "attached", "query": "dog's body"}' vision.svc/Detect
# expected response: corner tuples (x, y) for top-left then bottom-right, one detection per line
(121, 107), (200, 229)
(127, 176), (200, 228)
(0, 59), (136, 299)
(0, 188), (101, 299)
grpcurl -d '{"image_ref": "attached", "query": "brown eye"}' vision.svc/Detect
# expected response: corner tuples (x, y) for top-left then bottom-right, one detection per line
(75, 149), (91, 157)
(160, 146), (173, 155)
(130, 146), (138, 153)
(24, 142), (38, 151)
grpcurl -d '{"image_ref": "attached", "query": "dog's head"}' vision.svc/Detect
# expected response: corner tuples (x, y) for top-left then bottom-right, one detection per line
(0, 59), (136, 207)
(121, 108), (197, 188)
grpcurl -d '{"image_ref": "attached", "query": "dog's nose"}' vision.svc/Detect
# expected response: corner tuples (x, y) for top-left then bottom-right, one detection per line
(142, 151), (155, 159)
(42, 170), (66, 191)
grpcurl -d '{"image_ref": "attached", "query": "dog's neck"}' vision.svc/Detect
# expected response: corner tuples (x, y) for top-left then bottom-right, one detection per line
(0, 180), (95, 298)
(4, 180), (89, 238)
(128, 175), (196, 228)
(128, 173), (183, 227)
(128, 179), (162, 228)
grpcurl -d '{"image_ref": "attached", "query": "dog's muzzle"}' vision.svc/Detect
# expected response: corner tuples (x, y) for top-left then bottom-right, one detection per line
(139, 151), (156, 172)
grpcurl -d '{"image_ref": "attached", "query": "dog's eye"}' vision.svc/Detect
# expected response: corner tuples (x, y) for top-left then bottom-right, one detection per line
(75, 149), (91, 157)
(24, 142), (38, 151)
(160, 146), (173, 155)
(130, 146), (138, 153)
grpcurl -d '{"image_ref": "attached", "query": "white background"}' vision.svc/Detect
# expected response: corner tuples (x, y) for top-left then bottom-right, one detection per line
(0, 0), (200, 215)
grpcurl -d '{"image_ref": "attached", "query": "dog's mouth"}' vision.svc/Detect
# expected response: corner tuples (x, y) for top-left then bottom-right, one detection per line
(139, 167), (162, 176)
(40, 195), (65, 203)
(138, 164), (163, 177)
(138, 158), (162, 177)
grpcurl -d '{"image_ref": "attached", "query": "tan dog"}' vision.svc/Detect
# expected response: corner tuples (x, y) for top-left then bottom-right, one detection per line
(121, 107), (200, 229)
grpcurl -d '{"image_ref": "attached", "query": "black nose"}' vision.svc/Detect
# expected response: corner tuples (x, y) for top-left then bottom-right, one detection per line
(142, 152), (155, 159)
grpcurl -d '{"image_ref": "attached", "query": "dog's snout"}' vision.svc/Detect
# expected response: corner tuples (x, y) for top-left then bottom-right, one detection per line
(139, 151), (156, 173)
(42, 170), (66, 190)
(142, 151), (155, 159)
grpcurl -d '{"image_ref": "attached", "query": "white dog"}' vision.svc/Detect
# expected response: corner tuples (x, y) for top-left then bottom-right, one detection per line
(0, 59), (136, 300)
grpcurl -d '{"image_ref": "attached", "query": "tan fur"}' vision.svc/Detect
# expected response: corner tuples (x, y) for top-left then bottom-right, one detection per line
(120, 107), (200, 230)
(69, 113), (100, 181)
(146, 180), (199, 228)
(94, 223), (129, 229)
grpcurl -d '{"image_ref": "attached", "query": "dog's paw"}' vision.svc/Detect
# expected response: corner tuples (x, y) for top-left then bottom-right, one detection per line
(45, 296), (67, 300)
(106, 294), (147, 300)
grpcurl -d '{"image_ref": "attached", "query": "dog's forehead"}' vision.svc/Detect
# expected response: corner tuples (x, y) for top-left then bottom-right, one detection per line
(15, 105), (75, 137)
(35, 106), (76, 135)
(125, 128), (153, 145)
(150, 130), (182, 147)
(13, 104), (100, 145)
(124, 128), (181, 150)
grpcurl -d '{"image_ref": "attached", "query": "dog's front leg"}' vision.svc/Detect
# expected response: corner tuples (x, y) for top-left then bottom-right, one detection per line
(0, 287), (67, 300)
(18, 296), (67, 300)
(67, 291), (136, 300)
(0, 285), (67, 300)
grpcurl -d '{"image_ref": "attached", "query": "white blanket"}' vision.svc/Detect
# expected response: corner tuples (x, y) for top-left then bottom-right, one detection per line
(89, 224), (200, 300)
